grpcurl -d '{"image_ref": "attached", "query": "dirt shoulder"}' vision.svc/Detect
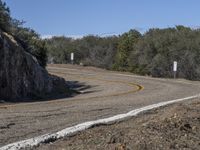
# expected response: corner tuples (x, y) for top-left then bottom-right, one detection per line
(36, 99), (200, 150)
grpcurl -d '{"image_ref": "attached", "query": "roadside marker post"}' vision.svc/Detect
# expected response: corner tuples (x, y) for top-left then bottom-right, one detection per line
(173, 61), (177, 79)
(71, 53), (74, 64)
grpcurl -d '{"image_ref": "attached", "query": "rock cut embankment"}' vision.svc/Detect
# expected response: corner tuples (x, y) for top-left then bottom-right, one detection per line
(0, 31), (68, 101)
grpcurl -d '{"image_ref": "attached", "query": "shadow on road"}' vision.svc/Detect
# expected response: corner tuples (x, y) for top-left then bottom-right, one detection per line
(0, 80), (99, 104)
(66, 80), (100, 96)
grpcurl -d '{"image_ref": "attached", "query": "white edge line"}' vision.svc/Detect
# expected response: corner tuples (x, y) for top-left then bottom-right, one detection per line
(1, 94), (199, 150)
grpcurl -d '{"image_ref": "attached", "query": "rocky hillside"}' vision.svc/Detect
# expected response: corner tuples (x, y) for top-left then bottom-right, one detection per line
(0, 31), (68, 101)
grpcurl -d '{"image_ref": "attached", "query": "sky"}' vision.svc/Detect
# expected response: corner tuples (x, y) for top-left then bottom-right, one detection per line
(3, 0), (200, 38)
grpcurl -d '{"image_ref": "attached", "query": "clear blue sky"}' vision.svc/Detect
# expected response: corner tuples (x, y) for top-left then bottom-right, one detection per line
(3, 0), (200, 37)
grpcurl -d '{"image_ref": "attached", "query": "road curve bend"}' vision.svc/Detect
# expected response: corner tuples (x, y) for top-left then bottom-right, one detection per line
(0, 64), (200, 147)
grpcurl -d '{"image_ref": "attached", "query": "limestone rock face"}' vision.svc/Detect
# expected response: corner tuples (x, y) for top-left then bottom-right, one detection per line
(0, 32), (67, 101)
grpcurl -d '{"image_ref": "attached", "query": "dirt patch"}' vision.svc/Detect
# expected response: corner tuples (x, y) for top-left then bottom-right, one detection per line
(35, 99), (200, 150)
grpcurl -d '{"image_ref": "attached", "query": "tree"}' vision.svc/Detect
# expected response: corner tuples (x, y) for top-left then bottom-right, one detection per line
(0, 1), (48, 68)
(0, 0), (11, 32)
(45, 26), (200, 80)
(113, 29), (141, 71)
(45, 35), (118, 69)
(13, 27), (47, 67)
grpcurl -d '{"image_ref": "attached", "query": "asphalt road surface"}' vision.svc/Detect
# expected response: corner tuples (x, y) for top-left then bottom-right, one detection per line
(0, 64), (200, 147)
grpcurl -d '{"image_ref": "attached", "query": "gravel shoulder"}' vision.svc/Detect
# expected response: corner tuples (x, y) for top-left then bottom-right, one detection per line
(36, 99), (200, 150)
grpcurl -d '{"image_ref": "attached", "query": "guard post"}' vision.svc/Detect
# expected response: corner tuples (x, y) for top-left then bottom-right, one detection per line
(173, 61), (177, 79)
(71, 53), (74, 64)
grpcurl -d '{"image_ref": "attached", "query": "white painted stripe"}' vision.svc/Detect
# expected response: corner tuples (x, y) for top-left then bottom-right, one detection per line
(1, 94), (199, 150)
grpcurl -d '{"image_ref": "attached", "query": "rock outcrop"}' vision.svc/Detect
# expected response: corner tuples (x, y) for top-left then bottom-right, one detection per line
(0, 31), (68, 101)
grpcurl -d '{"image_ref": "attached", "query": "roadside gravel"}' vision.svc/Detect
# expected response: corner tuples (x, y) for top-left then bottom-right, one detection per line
(36, 99), (200, 150)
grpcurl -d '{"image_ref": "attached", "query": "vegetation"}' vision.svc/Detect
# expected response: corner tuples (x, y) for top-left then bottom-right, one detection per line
(113, 29), (141, 71)
(129, 26), (200, 80)
(2, 0), (200, 80)
(46, 35), (118, 69)
(46, 26), (200, 80)
(0, 0), (47, 67)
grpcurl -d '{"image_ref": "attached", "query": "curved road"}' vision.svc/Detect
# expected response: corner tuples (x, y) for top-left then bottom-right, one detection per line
(0, 64), (200, 147)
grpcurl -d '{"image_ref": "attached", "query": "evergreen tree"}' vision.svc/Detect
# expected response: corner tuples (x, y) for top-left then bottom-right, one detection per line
(113, 29), (141, 71)
(0, 0), (11, 32)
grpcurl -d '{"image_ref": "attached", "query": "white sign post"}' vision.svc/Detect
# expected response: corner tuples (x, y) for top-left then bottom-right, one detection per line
(173, 61), (177, 79)
(71, 53), (74, 64)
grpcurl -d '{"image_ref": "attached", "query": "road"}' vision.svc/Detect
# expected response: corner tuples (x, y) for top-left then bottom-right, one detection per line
(0, 64), (200, 147)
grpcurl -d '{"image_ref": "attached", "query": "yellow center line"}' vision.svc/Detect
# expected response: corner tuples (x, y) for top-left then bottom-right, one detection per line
(50, 71), (144, 98)
(0, 69), (144, 109)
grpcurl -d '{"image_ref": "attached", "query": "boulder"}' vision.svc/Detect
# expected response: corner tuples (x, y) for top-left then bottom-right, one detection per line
(0, 31), (68, 101)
